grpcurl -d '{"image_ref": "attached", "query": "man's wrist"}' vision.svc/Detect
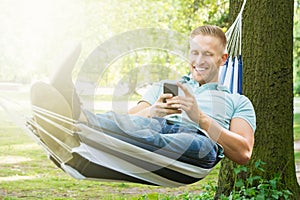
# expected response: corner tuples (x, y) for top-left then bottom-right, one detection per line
(147, 107), (153, 118)
(199, 113), (223, 142)
(198, 112), (211, 131)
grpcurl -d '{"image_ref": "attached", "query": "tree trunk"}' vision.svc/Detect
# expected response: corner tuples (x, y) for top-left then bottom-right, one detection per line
(216, 0), (300, 199)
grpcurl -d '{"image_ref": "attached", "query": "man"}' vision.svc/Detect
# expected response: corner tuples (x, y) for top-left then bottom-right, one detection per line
(128, 25), (256, 165)
(34, 25), (255, 167)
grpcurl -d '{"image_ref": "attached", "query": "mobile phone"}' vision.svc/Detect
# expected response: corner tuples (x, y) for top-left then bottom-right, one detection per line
(163, 83), (178, 103)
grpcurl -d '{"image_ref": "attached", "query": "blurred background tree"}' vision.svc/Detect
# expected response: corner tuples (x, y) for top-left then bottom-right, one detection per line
(294, 0), (300, 96)
(0, 0), (229, 84)
(1, 0), (299, 97)
(0, 0), (299, 92)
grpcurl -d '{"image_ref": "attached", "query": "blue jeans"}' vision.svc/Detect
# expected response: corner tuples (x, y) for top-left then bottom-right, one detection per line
(82, 110), (223, 168)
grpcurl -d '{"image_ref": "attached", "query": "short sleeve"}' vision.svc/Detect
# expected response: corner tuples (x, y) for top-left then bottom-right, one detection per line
(232, 95), (256, 132)
(140, 82), (163, 105)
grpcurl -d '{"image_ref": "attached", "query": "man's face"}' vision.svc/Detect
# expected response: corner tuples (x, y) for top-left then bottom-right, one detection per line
(189, 35), (227, 85)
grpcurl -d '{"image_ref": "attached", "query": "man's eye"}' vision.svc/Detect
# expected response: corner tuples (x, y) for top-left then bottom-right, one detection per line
(191, 51), (198, 55)
(204, 52), (213, 56)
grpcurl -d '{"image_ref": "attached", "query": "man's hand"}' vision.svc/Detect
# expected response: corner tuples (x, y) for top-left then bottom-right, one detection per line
(149, 93), (182, 117)
(166, 82), (200, 123)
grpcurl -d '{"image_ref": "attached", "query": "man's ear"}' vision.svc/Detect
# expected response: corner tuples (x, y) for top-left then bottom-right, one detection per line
(220, 53), (228, 66)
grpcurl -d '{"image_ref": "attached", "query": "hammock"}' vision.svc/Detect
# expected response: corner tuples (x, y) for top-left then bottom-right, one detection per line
(219, 0), (246, 94)
(26, 2), (246, 187)
(27, 82), (223, 187)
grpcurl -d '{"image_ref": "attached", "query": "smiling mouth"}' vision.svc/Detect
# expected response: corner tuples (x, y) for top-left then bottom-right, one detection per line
(193, 66), (207, 72)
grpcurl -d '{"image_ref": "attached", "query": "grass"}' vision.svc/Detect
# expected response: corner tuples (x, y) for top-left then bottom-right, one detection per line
(295, 97), (300, 141)
(0, 87), (299, 199)
(294, 112), (300, 163)
(294, 113), (300, 141)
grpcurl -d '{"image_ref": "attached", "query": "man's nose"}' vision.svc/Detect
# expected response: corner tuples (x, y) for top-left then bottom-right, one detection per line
(195, 54), (203, 64)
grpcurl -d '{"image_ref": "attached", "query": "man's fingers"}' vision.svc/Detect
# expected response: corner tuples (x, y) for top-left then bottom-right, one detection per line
(167, 99), (190, 110)
(177, 82), (192, 97)
(158, 93), (173, 102)
(154, 104), (181, 116)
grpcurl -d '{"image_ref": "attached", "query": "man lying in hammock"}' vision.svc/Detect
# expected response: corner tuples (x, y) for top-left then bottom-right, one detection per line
(126, 25), (256, 165)
(37, 25), (256, 167)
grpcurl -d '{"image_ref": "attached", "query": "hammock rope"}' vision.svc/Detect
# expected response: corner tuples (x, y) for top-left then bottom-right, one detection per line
(225, 0), (246, 57)
(27, 113), (74, 152)
(219, 0), (246, 94)
(32, 105), (77, 125)
(26, 118), (70, 164)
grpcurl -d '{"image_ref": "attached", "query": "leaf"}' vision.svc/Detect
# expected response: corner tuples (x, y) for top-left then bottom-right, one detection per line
(254, 160), (266, 172)
(234, 179), (244, 188)
(244, 187), (257, 196)
(234, 165), (247, 175)
(269, 178), (277, 189)
(247, 175), (261, 185)
(257, 183), (268, 190)
(233, 167), (241, 174)
(255, 193), (266, 200)
(271, 192), (280, 199)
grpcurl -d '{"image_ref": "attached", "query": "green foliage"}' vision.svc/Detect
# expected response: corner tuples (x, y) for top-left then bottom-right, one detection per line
(144, 160), (294, 200)
(98, 49), (190, 91)
(219, 160), (293, 200)
(294, 112), (300, 140)
(295, 152), (300, 163)
(1, 0), (299, 92)
(0, 0), (229, 83)
(87, 0), (229, 91)
(294, 0), (300, 96)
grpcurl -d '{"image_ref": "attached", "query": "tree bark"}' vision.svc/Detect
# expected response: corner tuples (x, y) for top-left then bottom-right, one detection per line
(216, 0), (300, 199)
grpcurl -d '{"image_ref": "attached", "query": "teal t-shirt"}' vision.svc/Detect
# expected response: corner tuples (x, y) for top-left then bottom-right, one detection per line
(141, 75), (256, 132)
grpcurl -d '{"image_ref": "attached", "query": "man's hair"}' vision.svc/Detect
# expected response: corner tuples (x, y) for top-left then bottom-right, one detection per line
(190, 25), (227, 51)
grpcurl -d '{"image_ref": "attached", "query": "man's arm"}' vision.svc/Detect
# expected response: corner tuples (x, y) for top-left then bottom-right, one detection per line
(129, 82), (255, 164)
(128, 101), (151, 117)
(171, 82), (254, 165)
(201, 116), (254, 165)
(128, 94), (181, 117)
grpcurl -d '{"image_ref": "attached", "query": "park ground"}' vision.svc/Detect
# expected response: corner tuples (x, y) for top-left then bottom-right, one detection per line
(0, 83), (299, 199)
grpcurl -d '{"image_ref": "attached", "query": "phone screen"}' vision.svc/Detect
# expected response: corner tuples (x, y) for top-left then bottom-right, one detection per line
(163, 83), (178, 101)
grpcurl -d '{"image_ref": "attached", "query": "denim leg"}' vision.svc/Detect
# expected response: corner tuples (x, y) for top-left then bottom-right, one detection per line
(84, 110), (163, 134)
(150, 118), (218, 162)
(83, 110), (218, 163)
